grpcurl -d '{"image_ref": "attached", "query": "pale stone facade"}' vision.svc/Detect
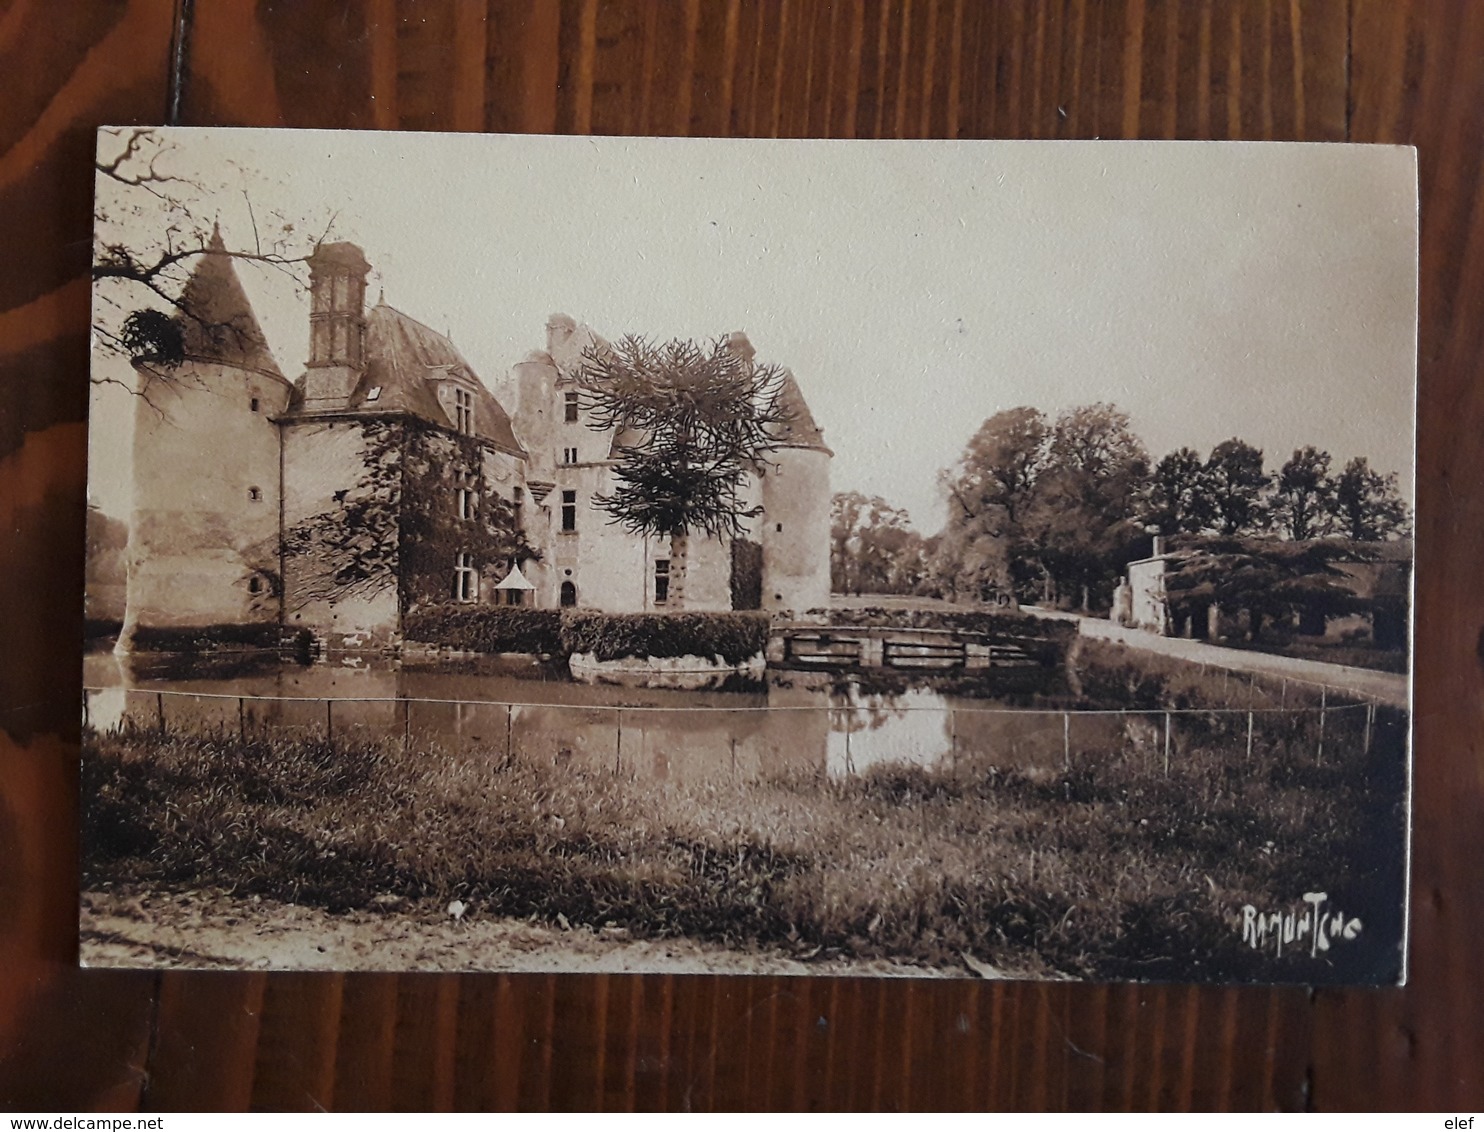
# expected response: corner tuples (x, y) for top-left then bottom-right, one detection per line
(118, 240), (832, 650)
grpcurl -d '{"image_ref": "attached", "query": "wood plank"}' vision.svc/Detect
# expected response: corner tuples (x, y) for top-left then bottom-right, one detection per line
(0, 0), (175, 1111)
(2, 0), (1479, 1113)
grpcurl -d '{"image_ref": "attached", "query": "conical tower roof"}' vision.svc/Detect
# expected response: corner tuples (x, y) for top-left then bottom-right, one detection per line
(774, 370), (831, 454)
(175, 224), (287, 383)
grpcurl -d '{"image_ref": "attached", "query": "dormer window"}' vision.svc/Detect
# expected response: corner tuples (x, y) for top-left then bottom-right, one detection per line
(453, 387), (473, 434)
(365, 385), (382, 403)
(564, 391), (580, 422)
(563, 447), (578, 465)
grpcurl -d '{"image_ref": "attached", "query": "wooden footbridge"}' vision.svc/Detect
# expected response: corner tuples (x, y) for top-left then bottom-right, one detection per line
(767, 622), (1050, 673)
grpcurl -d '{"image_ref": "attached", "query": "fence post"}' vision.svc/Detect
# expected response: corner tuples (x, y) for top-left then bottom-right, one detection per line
(156, 692), (165, 736)
(1249, 672), (1257, 706)
(1280, 679), (1287, 708)
(1163, 711), (1171, 776)
(1062, 712), (1070, 771)
(239, 697), (246, 741)
(326, 699), (333, 742)
(1246, 710), (1254, 761)
(1364, 702), (1375, 756)
(730, 735), (737, 779)
(1316, 687), (1327, 764)
(1221, 669), (1229, 703)
(505, 703), (513, 764)
(614, 708), (623, 774)
(949, 710), (957, 777)
(845, 722), (853, 776)
(402, 696), (411, 750)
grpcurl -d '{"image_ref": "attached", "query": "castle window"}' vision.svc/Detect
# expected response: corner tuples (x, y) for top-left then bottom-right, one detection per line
(561, 490), (577, 532)
(456, 488), (474, 520)
(248, 486), (262, 502)
(365, 386), (382, 404)
(250, 397), (260, 413)
(563, 447), (578, 464)
(249, 577), (263, 595)
(654, 559), (671, 605)
(776, 522), (783, 532)
(454, 552), (478, 602)
(560, 580), (578, 607)
(453, 388), (474, 434)
(564, 391), (579, 422)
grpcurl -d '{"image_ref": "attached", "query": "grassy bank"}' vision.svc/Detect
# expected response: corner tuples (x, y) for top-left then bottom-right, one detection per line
(82, 683), (1407, 982)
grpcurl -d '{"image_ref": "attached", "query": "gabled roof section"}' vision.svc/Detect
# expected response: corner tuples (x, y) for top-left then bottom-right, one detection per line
(773, 370), (831, 454)
(176, 225), (287, 384)
(286, 302), (526, 457)
(546, 315), (613, 378)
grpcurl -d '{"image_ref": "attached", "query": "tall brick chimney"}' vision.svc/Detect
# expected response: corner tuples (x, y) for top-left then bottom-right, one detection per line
(303, 242), (370, 409)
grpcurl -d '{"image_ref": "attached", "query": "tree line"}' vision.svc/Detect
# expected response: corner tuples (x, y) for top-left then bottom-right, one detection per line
(831, 403), (1411, 610)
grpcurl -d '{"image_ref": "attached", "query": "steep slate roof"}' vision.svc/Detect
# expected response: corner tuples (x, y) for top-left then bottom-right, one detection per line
(287, 302), (526, 457)
(773, 370), (831, 453)
(176, 226), (288, 384)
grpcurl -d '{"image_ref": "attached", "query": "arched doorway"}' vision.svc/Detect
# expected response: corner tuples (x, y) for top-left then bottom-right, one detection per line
(560, 580), (577, 607)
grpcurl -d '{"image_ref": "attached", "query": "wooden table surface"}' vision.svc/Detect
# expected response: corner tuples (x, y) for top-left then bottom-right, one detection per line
(1, 0), (1479, 1111)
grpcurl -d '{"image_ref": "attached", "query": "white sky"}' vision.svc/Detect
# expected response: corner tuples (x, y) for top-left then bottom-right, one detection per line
(90, 130), (1418, 530)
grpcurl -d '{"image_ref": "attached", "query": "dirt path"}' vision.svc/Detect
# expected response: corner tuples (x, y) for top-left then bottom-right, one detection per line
(79, 890), (977, 978)
(1031, 608), (1410, 707)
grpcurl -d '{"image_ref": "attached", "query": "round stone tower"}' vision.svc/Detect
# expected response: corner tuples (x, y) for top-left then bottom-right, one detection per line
(120, 226), (292, 646)
(758, 359), (833, 615)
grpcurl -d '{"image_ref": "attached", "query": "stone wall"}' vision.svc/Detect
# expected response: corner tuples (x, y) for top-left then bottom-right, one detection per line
(124, 359), (286, 634)
(280, 417), (402, 648)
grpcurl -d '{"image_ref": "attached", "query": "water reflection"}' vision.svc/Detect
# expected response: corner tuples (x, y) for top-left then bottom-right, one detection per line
(83, 652), (1121, 782)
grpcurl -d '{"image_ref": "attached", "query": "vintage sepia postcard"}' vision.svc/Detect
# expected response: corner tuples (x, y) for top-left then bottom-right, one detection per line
(81, 128), (1417, 983)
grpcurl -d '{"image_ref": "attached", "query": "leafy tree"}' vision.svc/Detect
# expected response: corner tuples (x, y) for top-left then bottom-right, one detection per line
(939, 406), (1049, 529)
(932, 407), (1051, 604)
(831, 492), (921, 595)
(573, 335), (793, 604)
(1021, 403), (1150, 609)
(1143, 447), (1213, 535)
(93, 126), (330, 400)
(1333, 456), (1412, 541)
(1203, 438), (1271, 535)
(1271, 446), (1336, 540)
(922, 520), (1014, 603)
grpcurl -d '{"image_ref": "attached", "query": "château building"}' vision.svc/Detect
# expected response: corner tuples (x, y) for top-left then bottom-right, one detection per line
(116, 237), (831, 651)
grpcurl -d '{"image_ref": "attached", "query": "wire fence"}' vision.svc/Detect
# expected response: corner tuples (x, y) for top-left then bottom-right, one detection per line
(82, 682), (1401, 781)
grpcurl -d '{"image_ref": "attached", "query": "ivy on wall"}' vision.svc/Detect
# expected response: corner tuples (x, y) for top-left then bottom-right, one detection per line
(398, 425), (538, 613)
(279, 417), (539, 622)
(280, 418), (403, 613)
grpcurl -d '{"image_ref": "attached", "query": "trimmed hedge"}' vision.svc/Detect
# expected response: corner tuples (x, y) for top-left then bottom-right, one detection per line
(129, 623), (287, 653)
(403, 606), (564, 655)
(560, 610), (770, 665)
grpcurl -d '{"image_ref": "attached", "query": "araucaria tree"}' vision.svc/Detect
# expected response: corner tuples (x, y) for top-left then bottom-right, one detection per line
(573, 335), (794, 603)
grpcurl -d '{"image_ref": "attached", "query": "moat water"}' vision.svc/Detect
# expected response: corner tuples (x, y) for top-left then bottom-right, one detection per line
(82, 651), (1119, 783)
